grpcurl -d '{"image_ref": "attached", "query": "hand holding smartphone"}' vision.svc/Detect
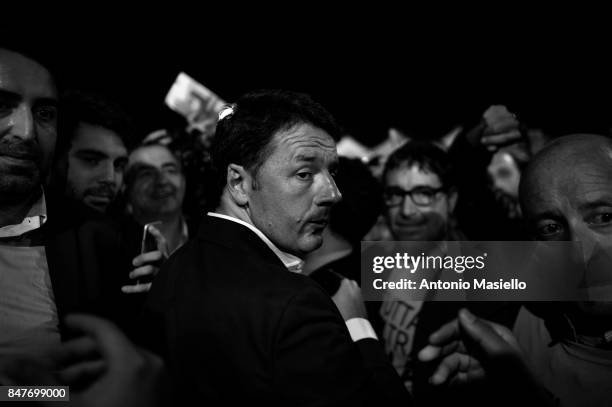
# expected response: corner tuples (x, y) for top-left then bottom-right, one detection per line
(121, 222), (165, 294)
(141, 221), (163, 255)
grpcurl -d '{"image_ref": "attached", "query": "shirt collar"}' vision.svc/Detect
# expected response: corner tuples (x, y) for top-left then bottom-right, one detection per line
(0, 189), (47, 238)
(207, 212), (304, 273)
(168, 216), (190, 256)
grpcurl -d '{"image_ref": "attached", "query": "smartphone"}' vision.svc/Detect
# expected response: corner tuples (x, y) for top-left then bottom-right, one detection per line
(141, 221), (162, 254)
(137, 221), (162, 285)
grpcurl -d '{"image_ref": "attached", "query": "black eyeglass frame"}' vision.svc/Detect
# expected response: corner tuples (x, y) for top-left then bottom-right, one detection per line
(383, 185), (447, 207)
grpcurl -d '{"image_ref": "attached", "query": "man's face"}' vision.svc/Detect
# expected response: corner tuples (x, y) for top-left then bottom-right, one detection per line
(65, 123), (128, 212)
(384, 165), (455, 241)
(0, 49), (57, 202)
(245, 123), (341, 257)
(488, 150), (521, 199)
(521, 138), (612, 316)
(126, 145), (185, 222)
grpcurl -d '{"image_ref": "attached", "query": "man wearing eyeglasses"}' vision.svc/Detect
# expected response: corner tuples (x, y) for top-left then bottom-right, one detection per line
(378, 141), (461, 394)
(382, 141), (459, 243)
(379, 140), (516, 405)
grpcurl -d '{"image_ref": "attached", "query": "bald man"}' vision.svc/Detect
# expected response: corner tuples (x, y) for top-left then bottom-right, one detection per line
(512, 133), (612, 406)
(418, 134), (612, 407)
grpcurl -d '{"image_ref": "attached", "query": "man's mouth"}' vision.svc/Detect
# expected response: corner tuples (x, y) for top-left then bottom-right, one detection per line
(84, 189), (116, 208)
(395, 219), (427, 229)
(152, 189), (176, 199)
(0, 154), (37, 165)
(85, 194), (112, 207)
(4, 151), (36, 159)
(0, 141), (41, 166)
(83, 195), (113, 211)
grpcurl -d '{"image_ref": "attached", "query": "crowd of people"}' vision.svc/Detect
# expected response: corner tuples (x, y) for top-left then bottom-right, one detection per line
(1, 45), (611, 406)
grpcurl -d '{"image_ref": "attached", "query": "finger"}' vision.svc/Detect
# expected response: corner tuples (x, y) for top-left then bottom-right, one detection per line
(481, 130), (522, 147)
(491, 322), (518, 347)
(457, 308), (511, 356)
(430, 353), (461, 385)
(48, 337), (99, 367)
(63, 314), (136, 363)
(430, 352), (477, 386)
(58, 360), (106, 385)
(348, 280), (362, 295)
(129, 265), (157, 279)
(483, 105), (518, 126)
(337, 278), (350, 291)
(439, 340), (462, 358)
(121, 283), (153, 294)
(449, 367), (486, 386)
(485, 117), (519, 134)
(147, 225), (169, 255)
(418, 339), (461, 362)
(132, 251), (163, 267)
(428, 318), (460, 345)
(418, 345), (442, 362)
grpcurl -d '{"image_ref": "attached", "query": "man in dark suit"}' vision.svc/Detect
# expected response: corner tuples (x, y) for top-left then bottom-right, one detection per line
(142, 90), (410, 405)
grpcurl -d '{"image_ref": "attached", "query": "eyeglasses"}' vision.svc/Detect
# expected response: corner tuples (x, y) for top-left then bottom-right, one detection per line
(383, 186), (446, 207)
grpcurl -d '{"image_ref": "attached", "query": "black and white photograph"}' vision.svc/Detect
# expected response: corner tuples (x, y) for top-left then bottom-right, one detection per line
(1, 20), (611, 406)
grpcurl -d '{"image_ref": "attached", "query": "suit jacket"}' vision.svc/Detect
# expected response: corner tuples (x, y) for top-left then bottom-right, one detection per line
(141, 215), (410, 406)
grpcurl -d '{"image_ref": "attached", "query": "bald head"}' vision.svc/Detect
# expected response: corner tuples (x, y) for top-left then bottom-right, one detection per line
(521, 134), (612, 191)
(520, 133), (612, 240)
(520, 134), (612, 218)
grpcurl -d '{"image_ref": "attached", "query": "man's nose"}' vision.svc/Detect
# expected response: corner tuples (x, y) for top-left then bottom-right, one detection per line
(154, 169), (171, 186)
(9, 105), (35, 141)
(401, 195), (419, 217)
(315, 172), (342, 205)
(569, 222), (597, 262)
(99, 162), (119, 185)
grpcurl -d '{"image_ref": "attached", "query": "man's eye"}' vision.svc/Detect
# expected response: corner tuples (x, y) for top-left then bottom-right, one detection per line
(384, 187), (402, 197)
(296, 171), (313, 180)
(537, 222), (563, 237)
(588, 212), (612, 226)
(0, 101), (14, 112)
(79, 157), (100, 166)
(34, 106), (57, 122)
(413, 188), (436, 198)
(419, 191), (436, 198)
(115, 162), (127, 173)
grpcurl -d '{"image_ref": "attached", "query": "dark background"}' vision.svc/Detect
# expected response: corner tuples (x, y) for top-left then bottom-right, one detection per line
(10, 19), (612, 145)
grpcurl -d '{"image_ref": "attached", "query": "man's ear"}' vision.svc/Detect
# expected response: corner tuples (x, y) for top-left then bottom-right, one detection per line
(226, 163), (251, 206)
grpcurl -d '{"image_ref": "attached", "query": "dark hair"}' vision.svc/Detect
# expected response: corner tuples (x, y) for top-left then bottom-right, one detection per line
(330, 157), (383, 244)
(383, 140), (455, 188)
(210, 89), (342, 191)
(57, 90), (135, 156)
